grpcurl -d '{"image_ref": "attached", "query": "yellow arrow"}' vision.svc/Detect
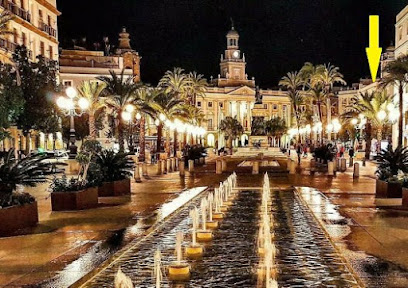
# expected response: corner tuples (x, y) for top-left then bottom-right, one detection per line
(366, 15), (382, 82)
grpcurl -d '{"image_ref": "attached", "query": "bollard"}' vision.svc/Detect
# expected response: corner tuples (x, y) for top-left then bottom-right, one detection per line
(188, 160), (194, 172)
(362, 158), (366, 167)
(157, 160), (162, 175)
(171, 158), (176, 171)
(179, 160), (185, 176)
(252, 161), (259, 174)
(202, 157), (206, 165)
(289, 160), (296, 174)
(142, 162), (148, 177)
(353, 162), (359, 178)
(199, 157), (204, 164)
(336, 158), (341, 171)
(216, 159), (222, 174)
(221, 158), (227, 172)
(287, 158), (291, 171)
(327, 161), (334, 176)
(349, 157), (354, 167)
(341, 158), (347, 172)
(332, 158), (337, 172)
(167, 158), (172, 173)
(134, 164), (141, 182)
(161, 159), (166, 174)
(175, 158), (179, 171)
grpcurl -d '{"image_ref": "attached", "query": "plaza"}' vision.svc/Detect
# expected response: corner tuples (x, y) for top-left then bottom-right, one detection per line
(1, 1), (408, 288)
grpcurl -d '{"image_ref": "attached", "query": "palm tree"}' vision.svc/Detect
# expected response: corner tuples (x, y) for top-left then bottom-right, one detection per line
(77, 81), (107, 138)
(158, 67), (189, 100)
(380, 55), (408, 147)
(0, 11), (14, 36)
(149, 89), (185, 156)
(97, 70), (139, 152)
(343, 91), (394, 153)
(279, 71), (303, 130)
(181, 105), (205, 146)
(186, 72), (207, 105)
(265, 117), (286, 147)
(219, 116), (244, 154)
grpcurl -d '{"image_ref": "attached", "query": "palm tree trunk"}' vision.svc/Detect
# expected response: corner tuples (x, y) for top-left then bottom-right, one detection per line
(139, 116), (146, 162)
(24, 131), (30, 155)
(156, 123), (163, 153)
(228, 137), (233, 154)
(398, 84), (404, 147)
(173, 130), (178, 157)
(89, 112), (97, 138)
(118, 120), (125, 152)
(165, 129), (170, 156)
(317, 102), (322, 123)
(365, 121), (372, 160)
(377, 127), (382, 153)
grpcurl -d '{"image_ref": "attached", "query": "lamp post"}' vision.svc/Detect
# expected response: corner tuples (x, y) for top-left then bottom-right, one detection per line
(56, 87), (89, 159)
(121, 104), (141, 154)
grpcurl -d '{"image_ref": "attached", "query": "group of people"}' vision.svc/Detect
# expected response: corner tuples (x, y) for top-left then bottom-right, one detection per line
(294, 142), (355, 164)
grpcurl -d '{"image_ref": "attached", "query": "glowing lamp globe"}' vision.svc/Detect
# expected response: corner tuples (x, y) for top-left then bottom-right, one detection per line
(125, 104), (135, 113)
(56, 96), (67, 109)
(377, 110), (386, 121)
(78, 97), (90, 110)
(136, 112), (141, 120)
(66, 87), (77, 99)
(121, 111), (131, 122)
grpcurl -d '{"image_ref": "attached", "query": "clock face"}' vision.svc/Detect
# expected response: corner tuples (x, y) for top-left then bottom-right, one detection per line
(232, 51), (239, 58)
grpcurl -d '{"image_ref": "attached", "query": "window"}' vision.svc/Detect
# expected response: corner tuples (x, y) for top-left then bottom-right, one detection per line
(208, 119), (213, 129)
(219, 102), (224, 108)
(38, 9), (43, 21)
(197, 101), (201, 107)
(48, 15), (51, 26)
(63, 80), (72, 87)
(273, 104), (278, 110)
(22, 32), (26, 46)
(40, 41), (44, 56)
(208, 102), (213, 108)
(13, 28), (18, 43)
(399, 26), (403, 40)
(49, 45), (53, 59)
(234, 68), (240, 79)
(264, 104), (268, 109)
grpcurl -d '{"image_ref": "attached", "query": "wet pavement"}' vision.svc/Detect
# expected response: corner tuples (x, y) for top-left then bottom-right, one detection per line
(2, 154), (408, 287)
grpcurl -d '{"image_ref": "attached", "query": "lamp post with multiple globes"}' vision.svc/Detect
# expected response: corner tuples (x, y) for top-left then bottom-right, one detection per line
(56, 87), (90, 158)
(121, 104), (141, 155)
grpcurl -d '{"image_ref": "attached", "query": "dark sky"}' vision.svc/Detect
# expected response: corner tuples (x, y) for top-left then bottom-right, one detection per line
(57, 0), (407, 88)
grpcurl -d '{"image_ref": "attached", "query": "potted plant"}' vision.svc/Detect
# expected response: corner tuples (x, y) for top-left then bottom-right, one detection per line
(50, 140), (102, 211)
(375, 145), (408, 198)
(96, 150), (134, 197)
(402, 177), (408, 206)
(0, 150), (63, 235)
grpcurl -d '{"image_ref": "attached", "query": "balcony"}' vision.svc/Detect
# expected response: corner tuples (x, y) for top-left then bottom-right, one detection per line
(38, 21), (57, 38)
(0, 38), (32, 58)
(0, 0), (31, 22)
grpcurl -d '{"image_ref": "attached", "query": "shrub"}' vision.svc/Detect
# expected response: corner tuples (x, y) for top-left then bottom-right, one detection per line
(95, 150), (134, 182)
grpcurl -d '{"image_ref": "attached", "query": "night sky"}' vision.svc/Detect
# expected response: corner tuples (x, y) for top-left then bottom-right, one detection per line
(57, 0), (407, 88)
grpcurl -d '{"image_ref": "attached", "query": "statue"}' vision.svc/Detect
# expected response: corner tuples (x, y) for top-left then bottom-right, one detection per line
(255, 86), (263, 104)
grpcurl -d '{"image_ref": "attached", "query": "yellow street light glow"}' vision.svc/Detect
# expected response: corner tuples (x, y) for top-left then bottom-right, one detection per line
(155, 119), (160, 126)
(66, 87), (77, 99)
(387, 103), (395, 112)
(351, 118), (358, 125)
(159, 113), (166, 121)
(121, 111), (131, 122)
(125, 104), (135, 113)
(78, 97), (90, 110)
(65, 98), (74, 110)
(389, 111), (400, 122)
(377, 110), (386, 121)
(136, 112), (141, 120)
(326, 123), (333, 132)
(56, 96), (67, 109)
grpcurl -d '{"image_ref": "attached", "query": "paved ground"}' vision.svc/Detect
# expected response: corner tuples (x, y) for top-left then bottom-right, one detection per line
(2, 153), (408, 287)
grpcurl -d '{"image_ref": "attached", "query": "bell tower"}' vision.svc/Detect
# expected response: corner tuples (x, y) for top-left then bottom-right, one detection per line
(220, 22), (246, 81)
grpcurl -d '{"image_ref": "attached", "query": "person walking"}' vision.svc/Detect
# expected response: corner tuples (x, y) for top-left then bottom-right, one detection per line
(296, 143), (302, 164)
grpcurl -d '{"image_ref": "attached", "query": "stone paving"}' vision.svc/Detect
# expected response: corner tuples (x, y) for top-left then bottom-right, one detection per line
(2, 153), (408, 287)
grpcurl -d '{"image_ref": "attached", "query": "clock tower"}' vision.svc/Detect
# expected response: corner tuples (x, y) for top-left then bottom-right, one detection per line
(215, 24), (254, 87)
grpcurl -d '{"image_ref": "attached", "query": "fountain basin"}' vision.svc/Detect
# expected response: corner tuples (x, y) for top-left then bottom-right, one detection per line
(206, 220), (219, 229)
(168, 262), (190, 281)
(212, 212), (224, 220)
(185, 244), (204, 258)
(196, 230), (213, 242)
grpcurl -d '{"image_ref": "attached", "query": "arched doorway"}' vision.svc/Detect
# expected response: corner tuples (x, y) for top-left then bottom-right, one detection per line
(207, 133), (215, 147)
(241, 134), (248, 147)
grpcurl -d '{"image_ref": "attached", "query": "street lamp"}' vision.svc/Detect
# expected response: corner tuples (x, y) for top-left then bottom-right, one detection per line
(56, 87), (89, 158)
(121, 104), (141, 154)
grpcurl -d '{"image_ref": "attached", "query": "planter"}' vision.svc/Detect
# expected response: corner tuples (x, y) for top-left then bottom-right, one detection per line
(375, 179), (402, 198)
(402, 188), (408, 206)
(98, 178), (131, 197)
(0, 201), (38, 236)
(51, 187), (98, 211)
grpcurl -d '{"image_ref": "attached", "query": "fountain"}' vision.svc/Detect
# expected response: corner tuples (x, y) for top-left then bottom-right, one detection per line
(206, 192), (219, 229)
(153, 250), (163, 288)
(186, 207), (204, 258)
(196, 198), (213, 242)
(212, 187), (225, 220)
(114, 268), (134, 288)
(168, 231), (190, 281)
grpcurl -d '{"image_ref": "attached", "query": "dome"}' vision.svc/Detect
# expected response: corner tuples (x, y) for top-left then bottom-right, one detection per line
(227, 27), (239, 37)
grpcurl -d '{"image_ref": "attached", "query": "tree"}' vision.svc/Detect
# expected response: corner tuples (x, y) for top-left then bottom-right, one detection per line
(77, 80), (106, 138)
(14, 46), (59, 154)
(380, 55), (408, 147)
(343, 91), (394, 154)
(158, 67), (189, 100)
(265, 117), (286, 146)
(219, 116), (244, 153)
(181, 105), (205, 146)
(186, 72), (207, 105)
(0, 10), (13, 36)
(97, 70), (139, 152)
(279, 71), (303, 132)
